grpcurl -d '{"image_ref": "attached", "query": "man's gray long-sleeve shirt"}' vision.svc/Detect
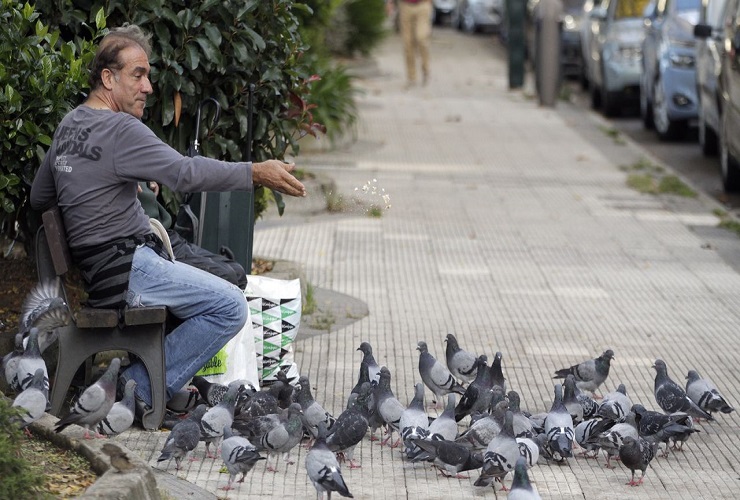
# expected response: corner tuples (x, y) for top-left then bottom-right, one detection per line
(31, 106), (253, 249)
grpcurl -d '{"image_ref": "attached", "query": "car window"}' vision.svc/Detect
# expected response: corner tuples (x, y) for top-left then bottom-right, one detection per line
(615, 0), (652, 18)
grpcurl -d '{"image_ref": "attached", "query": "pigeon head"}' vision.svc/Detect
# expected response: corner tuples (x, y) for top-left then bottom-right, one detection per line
(28, 367), (46, 390)
(416, 341), (428, 353)
(357, 342), (373, 356)
(506, 391), (521, 411)
(616, 384), (627, 395)
(652, 359), (667, 373)
(601, 349), (615, 361)
(444, 333), (459, 348)
(686, 370), (701, 383)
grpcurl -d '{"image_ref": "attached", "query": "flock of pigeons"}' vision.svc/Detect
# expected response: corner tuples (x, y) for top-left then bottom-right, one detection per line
(2, 279), (738, 498)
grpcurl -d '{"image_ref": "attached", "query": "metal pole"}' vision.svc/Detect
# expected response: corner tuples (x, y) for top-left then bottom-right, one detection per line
(535, 0), (563, 107)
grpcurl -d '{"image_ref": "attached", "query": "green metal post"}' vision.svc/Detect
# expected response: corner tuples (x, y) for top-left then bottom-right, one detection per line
(507, 0), (526, 89)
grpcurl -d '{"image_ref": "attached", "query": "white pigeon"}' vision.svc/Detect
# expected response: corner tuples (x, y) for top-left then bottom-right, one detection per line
(96, 379), (136, 436)
(11, 368), (48, 433)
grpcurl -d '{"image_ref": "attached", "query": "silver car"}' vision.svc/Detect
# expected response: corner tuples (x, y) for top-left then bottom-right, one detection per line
(585, 0), (651, 116)
(452, 0), (505, 32)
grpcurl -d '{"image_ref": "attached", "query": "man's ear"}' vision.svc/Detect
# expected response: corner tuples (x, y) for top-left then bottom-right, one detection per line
(101, 68), (116, 90)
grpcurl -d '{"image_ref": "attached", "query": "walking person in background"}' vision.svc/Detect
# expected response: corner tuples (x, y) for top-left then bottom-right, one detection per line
(399, 0), (433, 88)
(30, 24), (306, 421)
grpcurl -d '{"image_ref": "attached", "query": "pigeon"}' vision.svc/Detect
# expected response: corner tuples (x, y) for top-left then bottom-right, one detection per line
(251, 403), (305, 472)
(444, 333), (477, 384)
(101, 443), (136, 473)
(1, 333), (24, 391)
(474, 411), (521, 490)
(597, 383), (632, 421)
(191, 375), (228, 407)
(54, 357), (120, 439)
(427, 393), (458, 441)
(563, 375), (584, 425)
(455, 355), (493, 422)
(507, 456), (541, 500)
(410, 436), (484, 478)
(488, 351), (507, 408)
(15, 328), (49, 394)
(306, 422), (354, 499)
(374, 366), (405, 447)
(631, 404), (699, 456)
(19, 278), (71, 352)
(543, 384), (575, 462)
(573, 384), (600, 421)
(327, 382), (374, 469)
(233, 383), (281, 420)
(417, 341), (466, 407)
(653, 359), (713, 421)
(685, 369), (734, 417)
(400, 383), (430, 458)
(456, 400), (507, 451)
(96, 379), (136, 437)
(166, 386), (201, 414)
(515, 436), (540, 468)
(220, 426), (265, 491)
(506, 391), (535, 439)
(10, 368), (48, 432)
(200, 381), (240, 458)
(157, 404), (207, 470)
(349, 359), (372, 408)
(574, 417), (614, 459)
(296, 375), (335, 439)
(357, 341), (381, 385)
(274, 371), (297, 408)
(594, 411), (638, 468)
(619, 436), (656, 486)
(553, 349), (614, 397)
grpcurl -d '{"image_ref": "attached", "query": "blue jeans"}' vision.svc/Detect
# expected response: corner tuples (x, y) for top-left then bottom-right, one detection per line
(120, 245), (247, 406)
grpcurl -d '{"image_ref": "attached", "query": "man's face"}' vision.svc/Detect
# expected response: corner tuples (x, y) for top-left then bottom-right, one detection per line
(109, 45), (153, 119)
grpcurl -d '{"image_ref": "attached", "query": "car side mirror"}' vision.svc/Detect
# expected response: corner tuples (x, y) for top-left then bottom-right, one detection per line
(694, 23), (712, 39)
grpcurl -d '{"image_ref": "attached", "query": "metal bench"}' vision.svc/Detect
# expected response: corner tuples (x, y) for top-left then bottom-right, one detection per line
(36, 207), (167, 431)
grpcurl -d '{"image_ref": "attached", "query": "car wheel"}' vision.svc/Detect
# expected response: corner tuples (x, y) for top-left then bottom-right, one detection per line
(698, 104), (718, 156)
(653, 75), (684, 140)
(590, 82), (602, 109)
(639, 73), (654, 129)
(720, 112), (740, 191)
(600, 66), (621, 117)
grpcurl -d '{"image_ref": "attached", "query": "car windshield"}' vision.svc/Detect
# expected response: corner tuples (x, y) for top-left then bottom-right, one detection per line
(676, 0), (701, 12)
(614, 0), (651, 18)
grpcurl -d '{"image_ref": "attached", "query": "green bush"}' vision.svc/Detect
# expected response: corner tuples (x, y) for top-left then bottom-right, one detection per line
(0, 1), (102, 243)
(0, 397), (45, 499)
(305, 57), (359, 144)
(343, 0), (388, 57)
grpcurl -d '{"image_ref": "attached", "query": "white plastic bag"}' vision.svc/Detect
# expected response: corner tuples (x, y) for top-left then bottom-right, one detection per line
(194, 295), (259, 388)
(246, 275), (301, 386)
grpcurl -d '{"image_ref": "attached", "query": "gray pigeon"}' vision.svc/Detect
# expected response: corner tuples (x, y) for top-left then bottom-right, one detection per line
(594, 411), (638, 468)
(685, 369), (734, 416)
(408, 394), (458, 461)
(631, 404), (699, 456)
(220, 426), (265, 491)
(191, 375), (228, 407)
(597, 383), (632, 421)
(553, 349), (614, 397)
(573, 384), (600, 421)
(400, 383), (430, 458)
(349, 359), (371, 408)
(474, 410), (521, 489)
(488, 351), (507, 408)
(15, 328), (49, 395)
(1, 333), (24, 392)
(200, 381), (240, 458)
(574, 417), (613, 459)
(251, 402), (305, 472)
(410, 436), (484, 478)
(327, 382), (374, 469)
(157, 404), (207, 470)
(20, 278), (70, 352)
(418, 341), (466, 408)
(375, 366), (405, 447)
(166, 386), (201, 414)
(506, 391), (535, 439)
(563, 375), (584, 425)
(306, 422), (354, 499)
(653, 359), (713, 421)
(619, 435), (656, 486)
(543, 384), (575, 462)
(445, 333), (477, 384)
(54, 357), (120, 439)
(296, 375), (335, 439)
(96, 379), (136, 436)
(455, 355), (493, 422)
(507, 456), (541, 500)
(456, 401), (506, 451)
(11, 368), (48, 432)
(357, 341), (381, 385)
(515, 436), (540, 468)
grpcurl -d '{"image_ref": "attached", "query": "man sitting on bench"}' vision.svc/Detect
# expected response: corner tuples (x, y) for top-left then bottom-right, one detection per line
(30, 24), (306, 420)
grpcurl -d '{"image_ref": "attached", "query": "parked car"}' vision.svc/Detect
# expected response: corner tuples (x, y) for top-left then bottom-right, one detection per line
(581, 0), (606, 88)
(585, 0), (651, 116)
(694, 0), (728, 156)
(640, 0), (702, 139)
(562, 0), (589, 80)
(695, 0), (740, 190)
(433, 0), (460, 25)
(452, 0), (504, 32)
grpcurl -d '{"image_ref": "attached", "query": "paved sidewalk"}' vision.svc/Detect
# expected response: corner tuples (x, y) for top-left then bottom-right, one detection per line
(115, 28), (740, 499)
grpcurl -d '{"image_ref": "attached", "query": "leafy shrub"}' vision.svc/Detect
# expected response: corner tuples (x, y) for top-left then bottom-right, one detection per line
(343, 0), (388, 57)
(0, 1), (102, 242)
(0, 397), (45, 499)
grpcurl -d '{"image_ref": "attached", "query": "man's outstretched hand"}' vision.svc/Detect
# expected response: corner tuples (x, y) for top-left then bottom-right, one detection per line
(252, 160), (306, 197)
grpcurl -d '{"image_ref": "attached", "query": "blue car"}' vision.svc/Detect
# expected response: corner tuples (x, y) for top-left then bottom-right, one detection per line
(640, 0), (702, 139)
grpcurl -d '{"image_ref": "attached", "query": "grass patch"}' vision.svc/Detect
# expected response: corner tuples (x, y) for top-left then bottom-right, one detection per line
(303, 282), (317, 316)
(714, 209), (740, 237)
(624, 158), (695, 197)
(367, 205), (383, 218)
(599, 125), (626, 145)
(308, 309), (336, 332)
